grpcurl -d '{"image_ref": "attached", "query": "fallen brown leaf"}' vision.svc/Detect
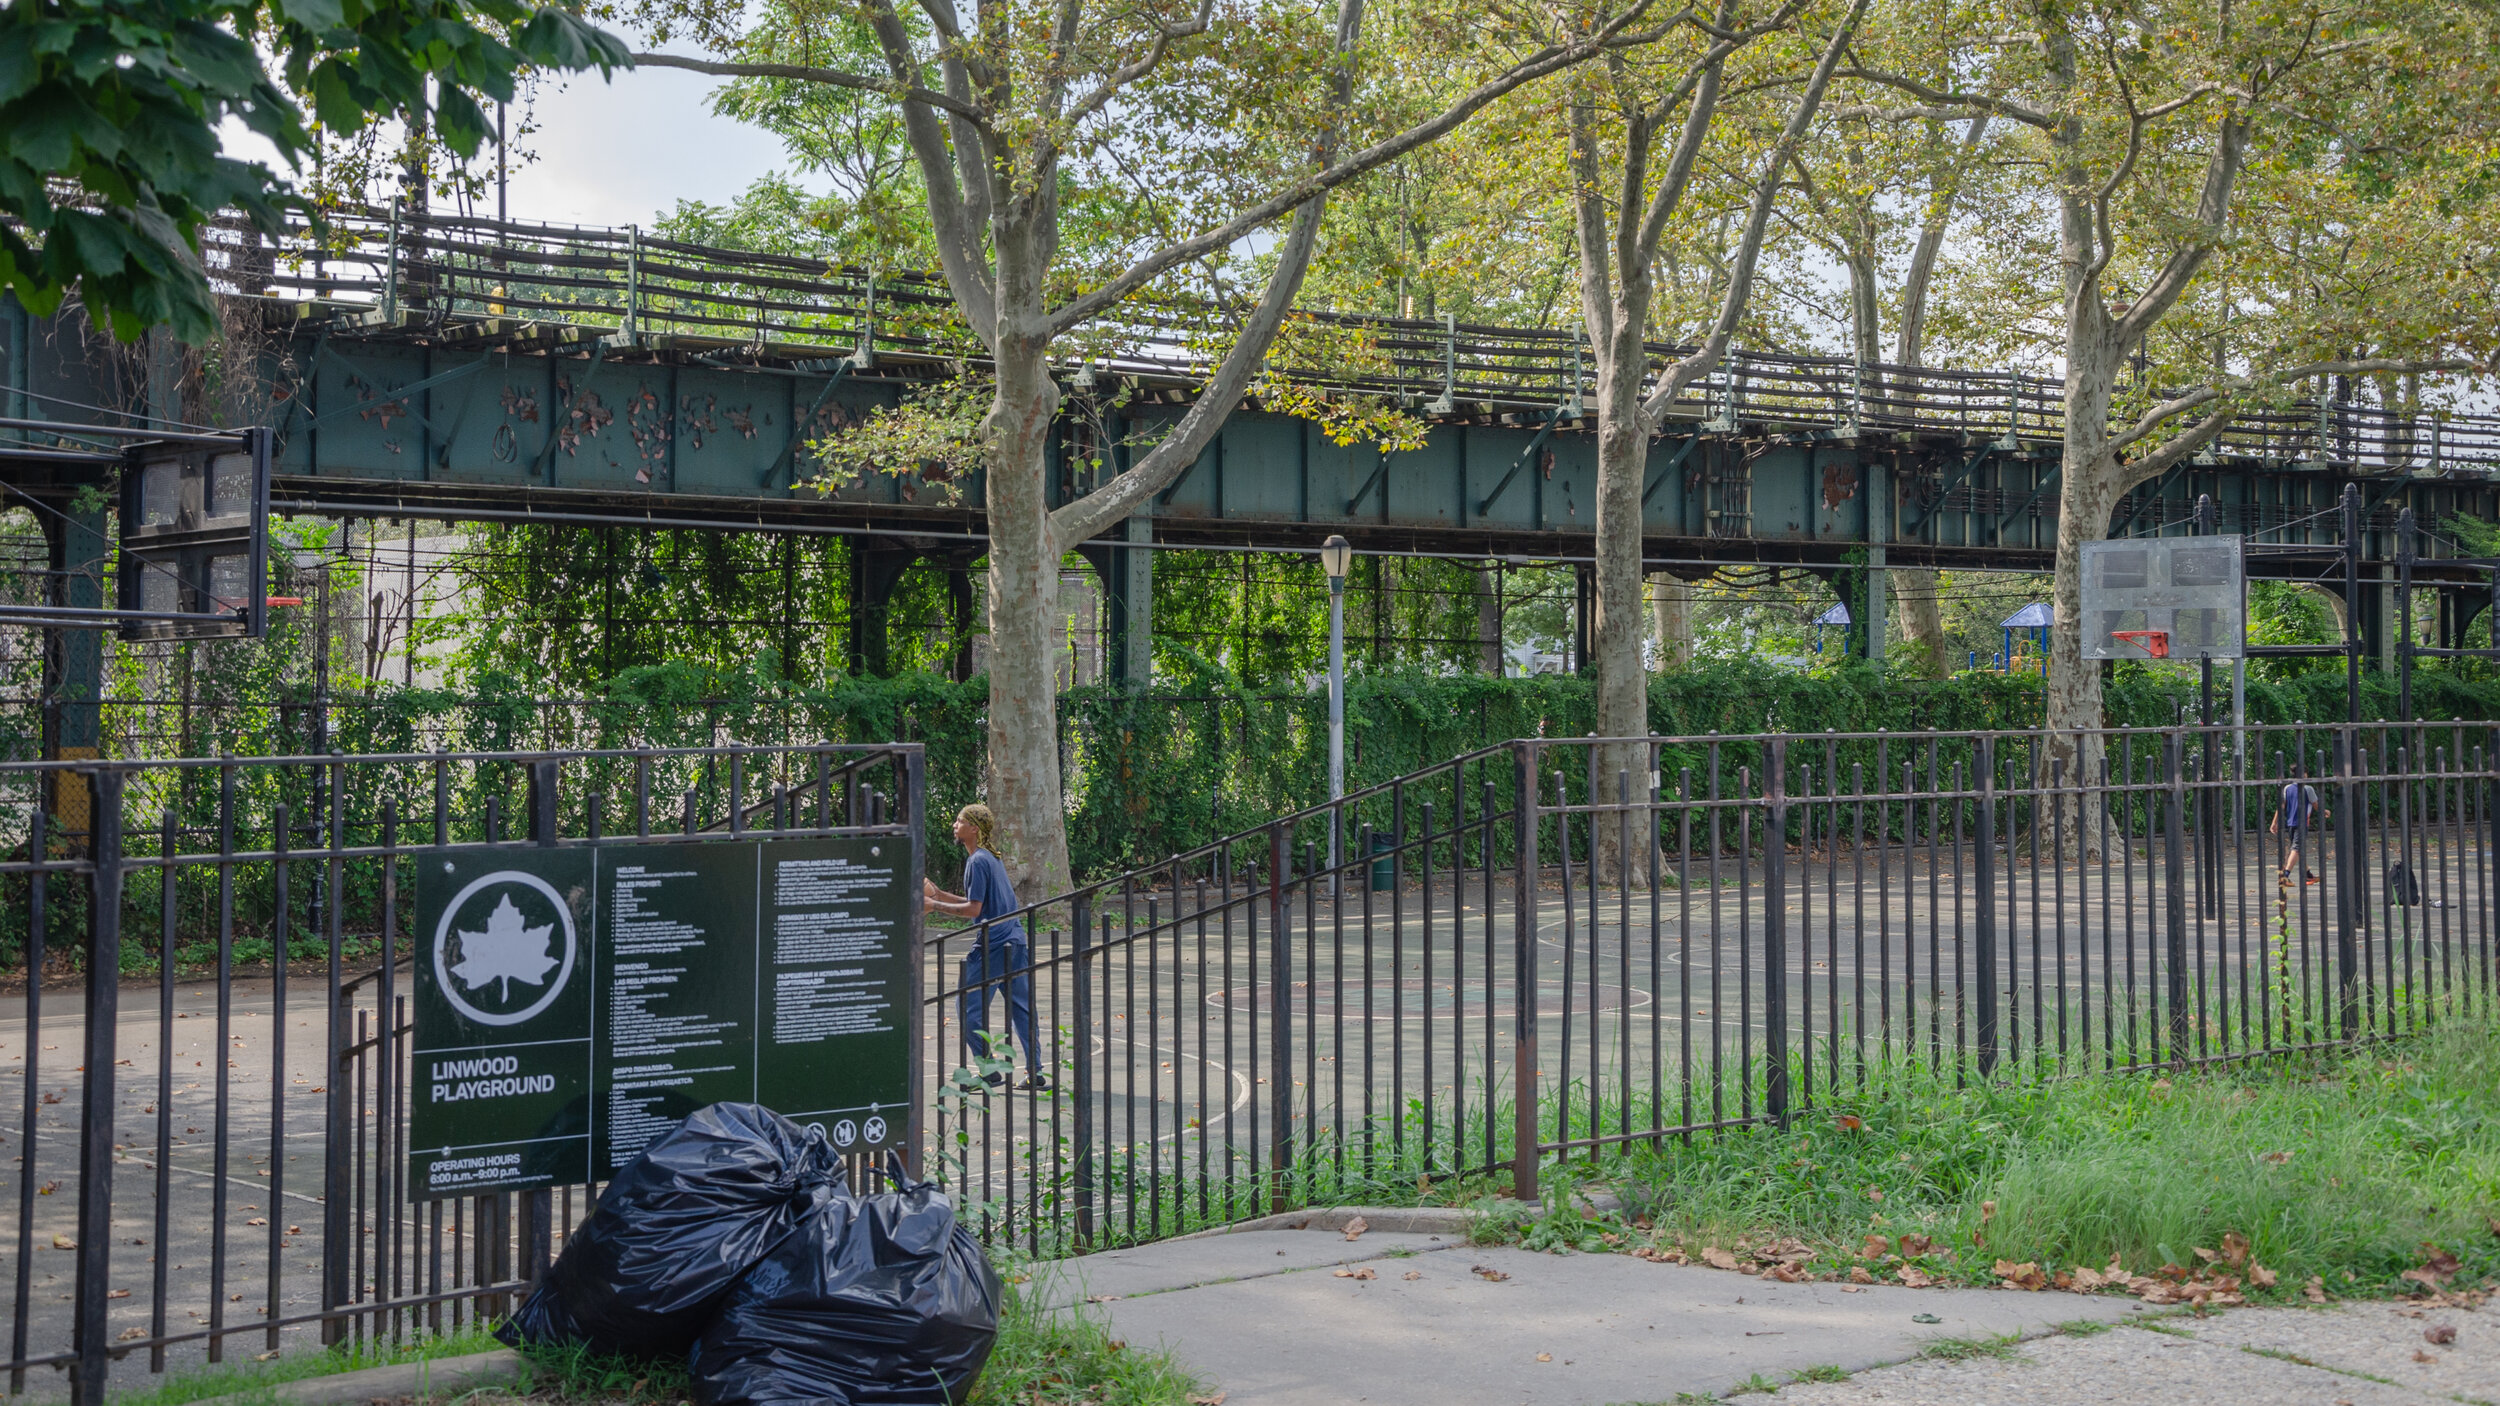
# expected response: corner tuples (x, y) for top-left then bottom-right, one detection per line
(2251, 1265), (2277, 1289)
(2221, 1232), (2250, 1267)
(1342, 1216), (1369, 1242)
(2425, 1324), (2457, 1346)
(1897, 1266), (1934, 1288)
(1535, 1353), (1552, 1363)
(1332, 1266), (1376, 1280)
(1187, 1394), (1227, 1405)
(2072, 1266), (2107, 1293)
(1849, 1267), (1875, 1285)
(1840, 1285), (1864, 1293)
(118, 1328), (146, 1341)
(1981, 1200), (1997, 1225)
(1994, 1260), (2046, 1291)
(2415, 1350), (2436, 1364)
(1861, 1235), (1890, 1259)
(2305, 1277), (2328, 1304)
(2261, 1150), (2292, 1164)
(1472, 1265), (1509, 1282)
(1403, 1270), (1422, 1281)
(1702, 1246), (1740, 1271)
(50, 1234), (73, 1250)
(1899, 1234), (1933, 1257)
(105, 1290), (130, 1300)
(246, 1218), (267, 1227)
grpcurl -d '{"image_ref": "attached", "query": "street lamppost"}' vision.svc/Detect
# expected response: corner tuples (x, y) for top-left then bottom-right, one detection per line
(1319, 535), (1351, 886)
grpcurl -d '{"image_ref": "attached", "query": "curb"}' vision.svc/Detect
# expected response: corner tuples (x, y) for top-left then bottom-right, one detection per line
(1173, 1205), (1477, 1239)
(1169, 1190), (1622, 1242)
(193, 1349), (524, 1406)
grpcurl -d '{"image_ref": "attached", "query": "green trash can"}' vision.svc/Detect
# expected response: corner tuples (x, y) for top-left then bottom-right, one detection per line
(1369, 831), (1397, 892)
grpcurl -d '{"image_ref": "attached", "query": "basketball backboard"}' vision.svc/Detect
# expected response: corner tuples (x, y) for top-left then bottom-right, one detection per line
(2079, 534), (2244, 661)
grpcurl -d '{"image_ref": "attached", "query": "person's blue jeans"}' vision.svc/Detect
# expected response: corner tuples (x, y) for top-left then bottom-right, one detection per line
(958, 934), (1040, 1069)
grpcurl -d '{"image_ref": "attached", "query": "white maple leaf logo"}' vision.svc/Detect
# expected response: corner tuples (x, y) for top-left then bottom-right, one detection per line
(449, 893), (560, 1001)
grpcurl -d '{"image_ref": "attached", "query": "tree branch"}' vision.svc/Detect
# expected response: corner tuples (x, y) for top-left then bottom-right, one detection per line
(857, 0), (998, 340)
(1042, 0), (1659, 339)
(629, 51), (986, 123)
(1061, 0), (1217, 132)
(1047, 0), (1368, 542)
(2114, 406), (2231, 491)
(2111, 110), (2246, 347)
(1830, 65), (2055, 130)
(1640, 0), (1867, 424)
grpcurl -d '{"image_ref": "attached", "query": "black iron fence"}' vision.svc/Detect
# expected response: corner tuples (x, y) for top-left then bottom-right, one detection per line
(930, 720), (2497, 1250)
(0, 743), (923, 1403)
(6, 723), (2496, 1400)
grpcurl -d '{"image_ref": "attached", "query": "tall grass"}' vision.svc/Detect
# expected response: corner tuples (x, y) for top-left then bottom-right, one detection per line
(1589, 1000), (2500, 1293)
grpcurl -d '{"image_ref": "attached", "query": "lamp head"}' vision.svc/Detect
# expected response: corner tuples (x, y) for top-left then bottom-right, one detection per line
(1319, 535), (1352, 581)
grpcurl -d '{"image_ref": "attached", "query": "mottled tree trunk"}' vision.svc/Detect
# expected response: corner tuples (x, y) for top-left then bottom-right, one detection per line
(980, 218), (1078, 899)
(1893, 567), (1948, 676)
(1650, 571), (1693, 670)
(1477, 567), (1505, 675)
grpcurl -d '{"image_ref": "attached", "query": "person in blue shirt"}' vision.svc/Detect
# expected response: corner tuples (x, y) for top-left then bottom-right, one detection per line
(2270, 761), (2325, 887)
(924, 804), (1049, 1090)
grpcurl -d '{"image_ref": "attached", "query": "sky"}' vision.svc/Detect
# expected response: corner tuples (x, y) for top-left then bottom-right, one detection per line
(500, 64), (814, 226)
(221, 57), (811, 230)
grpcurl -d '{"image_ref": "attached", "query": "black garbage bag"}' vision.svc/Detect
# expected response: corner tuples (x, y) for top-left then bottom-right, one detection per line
(692, 1164), (1002, 1406)
(499, 1103), (839, 1360)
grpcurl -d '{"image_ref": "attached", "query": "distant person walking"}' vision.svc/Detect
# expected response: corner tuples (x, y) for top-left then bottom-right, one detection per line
(2271, 762), (2325, 887)
(924, 805), (1049, 1089)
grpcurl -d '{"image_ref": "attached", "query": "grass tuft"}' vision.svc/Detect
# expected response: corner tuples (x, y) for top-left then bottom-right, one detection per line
(1917, 1333), (2024, 1362)
(106, 1329), (510, 1406)
(1789, 1363), (1851, 1382)
(965, 1281), (1208, 1406)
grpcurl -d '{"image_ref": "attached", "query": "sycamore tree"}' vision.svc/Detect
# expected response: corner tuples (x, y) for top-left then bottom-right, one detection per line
(0, 0), (624, 342)
(1565, 0), (1865, 872)
(1836, 0), (2500, 804)
(1769, 101), (1997, 673)
(621, 0), (1673, 895)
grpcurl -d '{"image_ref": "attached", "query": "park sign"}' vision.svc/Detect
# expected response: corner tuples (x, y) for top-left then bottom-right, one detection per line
(2079, 534), (2246, 661)
(409, 837), (915, 1199)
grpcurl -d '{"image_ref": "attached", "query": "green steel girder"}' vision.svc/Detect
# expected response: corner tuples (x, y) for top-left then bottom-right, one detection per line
(9, 305), (2499, 583)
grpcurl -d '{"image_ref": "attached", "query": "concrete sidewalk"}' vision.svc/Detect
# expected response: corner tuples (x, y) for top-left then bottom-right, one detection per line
(1032, 1222), (2142, 1404)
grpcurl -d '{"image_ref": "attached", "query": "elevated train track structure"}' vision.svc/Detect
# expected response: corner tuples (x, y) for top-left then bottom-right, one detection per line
(5, 205), (2499, 684)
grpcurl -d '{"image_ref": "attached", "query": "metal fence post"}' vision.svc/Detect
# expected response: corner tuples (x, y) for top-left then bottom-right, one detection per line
(70, 768), (124, 1406)
(322, 759), (353, 1344)
(1974, 738), (1999, 1076)
(1764, 740), (1792, 1121)
(1069, 892), (1095, 1246)
(1266, 823), (1294, 1212)
(516, 759), (560, 1283)
(2334, 728), (2361, 1037)
(2163, 733), (2191, 1068)
(1511, 742), (1540, 1203)
(898, 748), (926, 1178)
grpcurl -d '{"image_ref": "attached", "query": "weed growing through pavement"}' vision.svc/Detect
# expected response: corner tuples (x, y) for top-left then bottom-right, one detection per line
(1918, 1333), (2024, 1362)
